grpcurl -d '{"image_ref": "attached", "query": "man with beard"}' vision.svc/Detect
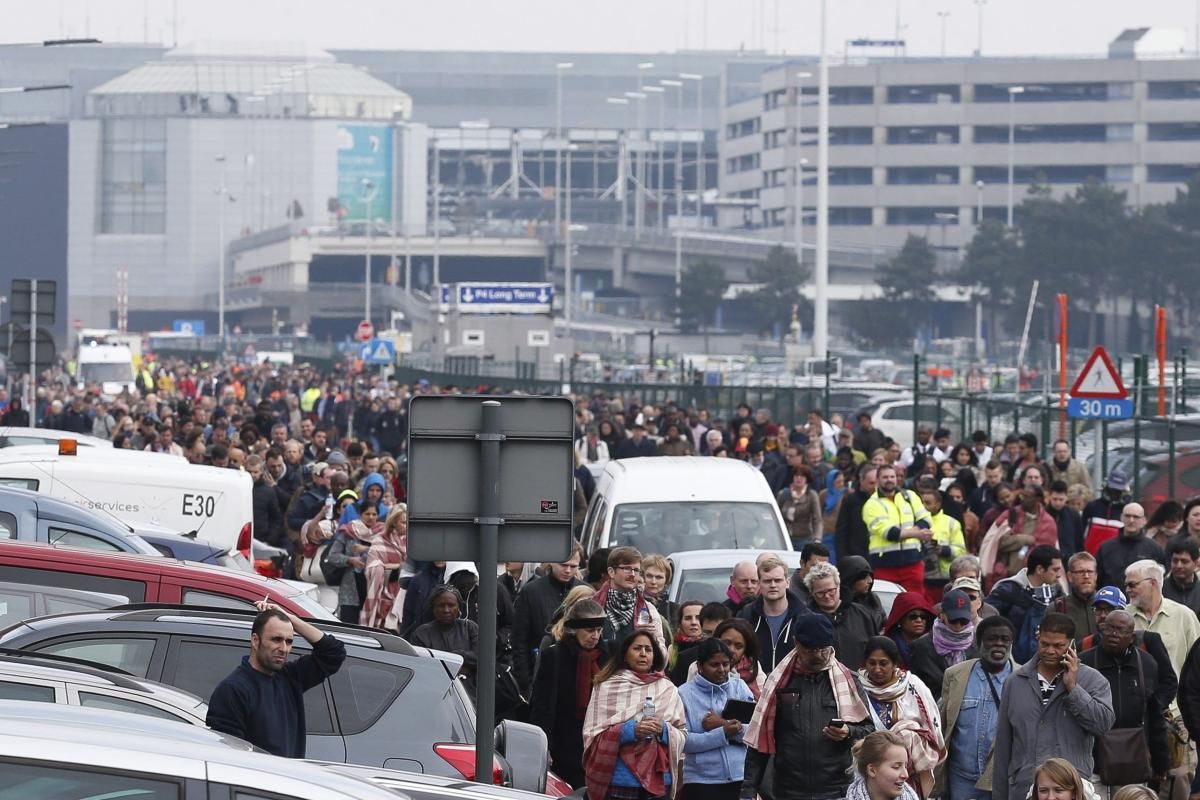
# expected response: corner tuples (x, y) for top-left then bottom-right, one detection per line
(1064, 551), (1099, 646)
(863, 463), (932, 592)
(935, 616), (1017, 800)
(207, 602), (346, 758)
(992, 613), (1114, 800)
(1047, 439), (1092, 497)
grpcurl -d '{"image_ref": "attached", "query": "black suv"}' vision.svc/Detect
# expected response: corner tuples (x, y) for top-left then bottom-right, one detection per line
(0, 605), (550, 792)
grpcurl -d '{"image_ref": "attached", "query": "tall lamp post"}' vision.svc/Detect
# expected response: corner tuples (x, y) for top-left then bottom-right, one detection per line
(215, 154), (228, 351)
(1007, 85), (1025, 228)
(644, 84), (666, 229)
(660, 78), (684, 222)
(973, 0), (987, 57)
(793, 71), (812, 261)
(814, 0), (831, 357)
(936, 11), (951, 57)
(680, 73), (704, 224)
(554, 62), (573, 231)
(975, 179), (985, 225)
(361, 178), (377, 324)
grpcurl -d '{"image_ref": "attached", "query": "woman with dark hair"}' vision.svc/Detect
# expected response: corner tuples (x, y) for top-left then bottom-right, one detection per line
(1147, 500), (1185, 550)
(531, 598), (612, 789)
(856, 636), (945, 798)
(599, 419), (624, 455)
(950, 444), (978, 472)
(410, 585), (479, 665)
(678, 638), (755, 800)
(584, 630), (688, 800)
(713, 618), (763, 698)
(778, 466), (822, 548)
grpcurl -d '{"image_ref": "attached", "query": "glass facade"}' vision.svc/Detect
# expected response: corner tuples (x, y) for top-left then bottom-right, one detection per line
(887, 85), (960, 104)
(973, 124), (1107, 144)
(973, 164), (1106, 183)
(973, 82), (1108, 102)
(99, 118), (166, 235)
(887, 126), (959, 145)
(886, 166), (959, 185)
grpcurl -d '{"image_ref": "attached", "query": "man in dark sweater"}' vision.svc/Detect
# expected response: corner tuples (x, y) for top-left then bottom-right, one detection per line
(207, 603), (346, 758)
(833, 464), (877, 562)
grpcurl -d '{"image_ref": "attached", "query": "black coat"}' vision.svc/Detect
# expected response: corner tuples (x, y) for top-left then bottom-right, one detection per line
(1178, 635), (1200, 742)
(1095, 534), (1166, 589)
(1084, 628), (1178, 714)
(1048, 505), (1085, 558)
(834, 490), (871, 562)
(529, 637), (613, 789)
(1164, 575), (1200, 618)
(907, 633), (977, 700)
(251, 480), (286, 547)
(1081, 645), (1170, 775)
(399, 563), (447, 639)
(742, 668), (872, 800)
(614, 437), (657, 459)
(824, 601), (881, 670)
(510, 573), (584, 690)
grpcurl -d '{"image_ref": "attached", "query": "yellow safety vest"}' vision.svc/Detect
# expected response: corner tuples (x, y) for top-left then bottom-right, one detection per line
(927, 510), (966, 579)
(862, 489), (932, 568)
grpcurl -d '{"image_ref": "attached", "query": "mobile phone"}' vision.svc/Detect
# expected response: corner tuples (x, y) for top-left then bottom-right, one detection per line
(829, 719), (846, 728)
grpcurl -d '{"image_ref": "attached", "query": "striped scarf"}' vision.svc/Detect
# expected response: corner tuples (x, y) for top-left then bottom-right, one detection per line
(745, 649), (870, 754)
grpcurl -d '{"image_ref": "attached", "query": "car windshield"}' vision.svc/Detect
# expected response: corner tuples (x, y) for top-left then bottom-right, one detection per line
(672, 567), (743, 604)
(79, 363), (133, 384)
(287, 590), (339, 621)
(608, 501), (786, 554)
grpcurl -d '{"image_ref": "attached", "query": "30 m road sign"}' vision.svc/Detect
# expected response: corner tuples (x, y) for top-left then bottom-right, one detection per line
(1066, 397), (1133, 420)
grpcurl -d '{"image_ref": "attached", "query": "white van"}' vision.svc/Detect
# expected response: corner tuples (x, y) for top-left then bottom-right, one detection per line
(0, 445), (253, 557)
(579, 457), (793, 556)
(76, 341), (137, 397)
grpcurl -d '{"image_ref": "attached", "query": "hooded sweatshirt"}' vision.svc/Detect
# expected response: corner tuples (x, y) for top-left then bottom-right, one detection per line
(678, 672), (756, 785)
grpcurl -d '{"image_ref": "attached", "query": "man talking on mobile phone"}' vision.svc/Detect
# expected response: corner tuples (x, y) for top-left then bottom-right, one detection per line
(741, 614), (872, 800)
(207, 601), (346, 758)
(992, 612), (1114, 800)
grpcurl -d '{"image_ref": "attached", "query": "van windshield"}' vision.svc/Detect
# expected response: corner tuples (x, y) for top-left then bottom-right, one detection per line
(608, 501), (786, 554)
(79, 363), (133, 384)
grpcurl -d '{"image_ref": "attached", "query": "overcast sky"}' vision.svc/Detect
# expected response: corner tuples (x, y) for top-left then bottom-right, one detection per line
(14, 0), (1200, 58)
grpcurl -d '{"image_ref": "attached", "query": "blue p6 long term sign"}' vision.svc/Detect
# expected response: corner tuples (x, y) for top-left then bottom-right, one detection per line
(456, 282), (553, 314)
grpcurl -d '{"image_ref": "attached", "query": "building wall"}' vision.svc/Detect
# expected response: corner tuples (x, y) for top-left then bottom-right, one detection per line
(718, 55), (1200, 250)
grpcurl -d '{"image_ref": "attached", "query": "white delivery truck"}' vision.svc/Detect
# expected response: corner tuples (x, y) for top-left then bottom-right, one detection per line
(76, 340), (138, 397)
(0, 444), (254, 559)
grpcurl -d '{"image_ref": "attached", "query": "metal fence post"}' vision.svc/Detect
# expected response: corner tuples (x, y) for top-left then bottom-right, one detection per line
(1133, 355), (1142, 499)
(912, 353), (921, 446)
(1169, 418), (1177, 500)
(1040, 395), (1051, 461)
(1183, 347), (1189, 409)
(823, 350), (832, 421)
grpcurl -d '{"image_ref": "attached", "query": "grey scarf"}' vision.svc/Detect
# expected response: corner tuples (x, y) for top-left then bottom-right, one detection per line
(605, 587), (637, 631)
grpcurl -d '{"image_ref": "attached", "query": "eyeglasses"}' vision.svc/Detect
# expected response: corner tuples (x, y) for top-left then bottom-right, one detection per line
(813, 587), (839, 598)
(1124, 577), (1151, 590)
(1069, 569), (1097, 576)
(615, 565), (642, 575)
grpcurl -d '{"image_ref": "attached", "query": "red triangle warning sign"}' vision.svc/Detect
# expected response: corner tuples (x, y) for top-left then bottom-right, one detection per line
(1070, 346), (1128, 399)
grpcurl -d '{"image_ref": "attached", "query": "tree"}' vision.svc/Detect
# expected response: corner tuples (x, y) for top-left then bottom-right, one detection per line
(747, 245), (810, 341)
(678, 258), (728, 333)
(860, 234), (937, 345)
(958, 219), (1022, 352)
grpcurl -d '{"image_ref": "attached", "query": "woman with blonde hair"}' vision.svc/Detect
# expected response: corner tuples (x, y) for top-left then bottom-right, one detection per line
(541, 584), (598, 651)
(360, 503), (408, 631)
(843, 730), (918, 800)
(1027, 758), (1099, 800)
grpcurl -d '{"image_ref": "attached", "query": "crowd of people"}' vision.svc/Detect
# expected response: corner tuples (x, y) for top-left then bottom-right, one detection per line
(20, 356), (1200, 800)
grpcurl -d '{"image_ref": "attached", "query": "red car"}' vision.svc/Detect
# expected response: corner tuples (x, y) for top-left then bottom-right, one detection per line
(1135, 449), (1200, 518)
(0, 541), (334, 620)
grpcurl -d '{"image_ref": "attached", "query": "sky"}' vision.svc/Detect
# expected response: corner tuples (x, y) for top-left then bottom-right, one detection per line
(12, 0), (1200, 58)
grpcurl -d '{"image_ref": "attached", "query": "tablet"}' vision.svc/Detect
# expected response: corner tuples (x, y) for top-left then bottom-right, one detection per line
(721, 699), (756, 724)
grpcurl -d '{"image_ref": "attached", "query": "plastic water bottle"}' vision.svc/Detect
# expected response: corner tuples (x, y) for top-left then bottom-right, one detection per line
(640, 694), (656, 739)
(324, 494), (335, 521)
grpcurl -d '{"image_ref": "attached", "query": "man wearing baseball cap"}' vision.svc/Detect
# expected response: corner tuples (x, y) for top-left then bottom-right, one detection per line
(909, 589), (977, 701)
(741, 614), (872, 800)
(1081, 586), (1177, 714)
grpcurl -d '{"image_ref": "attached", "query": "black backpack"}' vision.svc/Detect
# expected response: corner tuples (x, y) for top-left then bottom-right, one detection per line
(319, 535), (347, 586)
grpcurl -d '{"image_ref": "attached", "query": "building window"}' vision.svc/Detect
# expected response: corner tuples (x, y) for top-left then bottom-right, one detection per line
(763, 129), (788, 150)
(973, 124), (1107, 144)
(887, 85), (960, 104)
(830, 207), (873, 225)
(801, 85), (874, 105)
(886, 207), (959, 225)
(1148, 81), (1200, 100)
(1148, 122), (1200, 141)
(973, 164), (1107, 184)
(887, 126), (959, 145)
(725, 153), (759, 174)
(1106, 165), (1133, 183)
(764, 88), (787, 110)
(1148, 164), (1200, 183)
(973, 83), (1107, 102)
(886, 166), (959, 185)
(725, 118), (760, 140)
(811, 126), (872, 146)
(100, 118), (166, 235)
(829, 167), (873, 186)
(764, 168), (788, 187)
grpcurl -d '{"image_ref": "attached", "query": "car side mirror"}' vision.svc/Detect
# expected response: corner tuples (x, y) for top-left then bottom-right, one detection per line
(494, 719), (548, 794)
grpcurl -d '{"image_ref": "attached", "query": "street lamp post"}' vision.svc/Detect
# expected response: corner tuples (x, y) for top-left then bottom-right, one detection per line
(973, 0), (986, 56)
(680, 73), (704, 225)
(1007, 85), (1025, 228)
(644, 85), (666, 229)
(814, 0), (831, 357)
(564, 145), (574, 328)
(362, 178), (376, 324)
(975, 179), (985, 225)
(794, 72), (812, 263)
(554, 62), (573, 231)
(661, 79), (684, 222)
(215, 154), (228, 351)
(937, 11), (951, 57)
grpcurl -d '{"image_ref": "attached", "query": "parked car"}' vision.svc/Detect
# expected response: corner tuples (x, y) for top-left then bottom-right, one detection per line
(0, 700), (401, 800)
(0, 540), (335, 619)
(0, 647), (209, 724)
(133, 521), (249, 570)
(580, 458), (792, 557)
(328, 761), (573, 799)
(666, 549), (904, 617)
(0, 426), (111, 449)
(1134, 449), (1200, 517)
(0, 580), (127, 629)
(0, 605), (551, 792)
(854, 397), (961, 449)
(0, 484), (161, 555)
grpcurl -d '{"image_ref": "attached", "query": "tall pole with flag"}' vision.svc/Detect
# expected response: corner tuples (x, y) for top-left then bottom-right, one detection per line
(1057, 293), (1068, 439)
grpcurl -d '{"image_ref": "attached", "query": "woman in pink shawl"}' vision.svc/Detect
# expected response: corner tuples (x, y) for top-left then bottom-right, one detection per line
(360, 504), (408, 631)
(583, 630), (688, 800)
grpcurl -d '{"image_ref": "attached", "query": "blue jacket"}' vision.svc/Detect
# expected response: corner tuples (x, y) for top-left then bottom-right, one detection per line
(678, 672), (755, 785)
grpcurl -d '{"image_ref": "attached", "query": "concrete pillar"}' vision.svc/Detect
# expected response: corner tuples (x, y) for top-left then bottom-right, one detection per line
(611, 245), (626, 289)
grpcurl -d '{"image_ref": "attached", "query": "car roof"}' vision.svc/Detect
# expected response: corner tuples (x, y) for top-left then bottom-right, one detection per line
(0, 442), (187, 465)
(8, 604), (419, 657)
(0, 539), (303, 596)
(667, 549), (804, 571)
(0, 701), (401, 798)
(0, 649), (206, 712)
(599, 457), (775, 504)
(0, 483), (143, 539)
(0, 427), (111, 447)
(324, 762), (548, 800)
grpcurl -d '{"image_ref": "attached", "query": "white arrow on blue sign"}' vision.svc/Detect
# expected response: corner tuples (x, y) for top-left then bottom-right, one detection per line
(359, 338), (396, 365)
(1066, 397), (1134, 420)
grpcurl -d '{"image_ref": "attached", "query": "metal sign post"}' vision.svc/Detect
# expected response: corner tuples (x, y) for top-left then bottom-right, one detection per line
(407, 394), (573, 785)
